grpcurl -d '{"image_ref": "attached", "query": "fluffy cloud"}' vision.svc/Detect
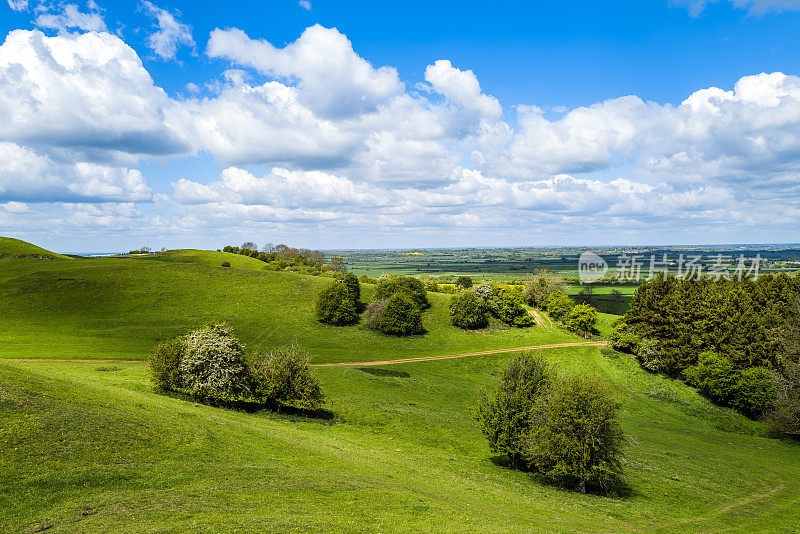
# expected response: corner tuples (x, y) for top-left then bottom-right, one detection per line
(141, 1), (195, 60)
(207, 25), (402, 118)
(0, 143), (151, 202)
(425, 60), (502, 121)
(34, 3), (107, 33)
(181, 74), (357, 167)
(0, 30), (190, 158)
(7, 0), (27, 10)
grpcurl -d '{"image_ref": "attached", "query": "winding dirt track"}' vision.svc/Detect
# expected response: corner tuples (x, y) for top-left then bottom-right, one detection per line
(3, 341), (608, 367)
(311, 341), (608, 367)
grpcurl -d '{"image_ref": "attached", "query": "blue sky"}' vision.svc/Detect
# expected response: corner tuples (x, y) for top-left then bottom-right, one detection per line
(1, 0), (800, 251)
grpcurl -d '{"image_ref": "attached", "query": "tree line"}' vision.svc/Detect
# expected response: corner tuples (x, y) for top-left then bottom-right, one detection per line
(612, 273), (800, 432)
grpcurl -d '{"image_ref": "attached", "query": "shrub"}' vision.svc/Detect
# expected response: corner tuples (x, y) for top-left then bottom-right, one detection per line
(449, 291), (488, 329)
(474, 282), (498, 301)
(564, 304), (598, 336)
(546, 292), (574, 321)
(359, 274), (378, 285)
(179, 323), (252, 402)
(374, 276), (430, 309)
(315, 282), (359, 326)
(250, 345), (324, 409)
(636, 337), (666, 373)
(765, 361), (800, 435)
(476, 352), (554, 468)
(363, 299), (388, 329)
(494, 290), (534, 327)
(523, 270), (567, 308)
(339, 272), (361, 303)
(221, 261), (231, 268)
(455, 276), (473, 289)
(610, 320), (640, 353)
(524, 375), (625, 494)
(377, 293), (424, 336)
(683, 351), (737, 405)
(149, 337), (185, 390)
(732, 367), (778, 415)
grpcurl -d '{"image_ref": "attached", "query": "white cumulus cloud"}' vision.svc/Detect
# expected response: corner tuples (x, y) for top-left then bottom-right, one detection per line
(141, 1), (195, 60)
(207, 25), (402, 118)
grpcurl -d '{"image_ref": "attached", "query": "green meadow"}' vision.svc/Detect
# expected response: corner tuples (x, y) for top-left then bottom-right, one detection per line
(1, 241), (799, 532)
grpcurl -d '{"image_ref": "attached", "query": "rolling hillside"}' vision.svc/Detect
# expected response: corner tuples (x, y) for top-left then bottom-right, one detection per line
(0, 250), (576, 362)
(1, 245), (798, 532)
(0, 237), (71, 259)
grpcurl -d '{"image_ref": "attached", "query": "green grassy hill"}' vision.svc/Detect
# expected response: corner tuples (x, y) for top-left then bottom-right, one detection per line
(0, 251), (575, 362)
(2, 347), (799, 532)
(1, 247), (799, 532)
(0, 236), (71, 259)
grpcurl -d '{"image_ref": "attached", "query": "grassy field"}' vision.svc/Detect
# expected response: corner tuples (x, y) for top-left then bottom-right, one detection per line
(0, 250), (576, 363)
(0, 237), (71, 259)
(2, 242), (799, 532)
(3, 348), (799, 532)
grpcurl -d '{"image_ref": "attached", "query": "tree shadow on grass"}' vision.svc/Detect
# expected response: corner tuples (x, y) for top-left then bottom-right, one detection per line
(488, 454), (635, 499)
(155, 388), (336, 421)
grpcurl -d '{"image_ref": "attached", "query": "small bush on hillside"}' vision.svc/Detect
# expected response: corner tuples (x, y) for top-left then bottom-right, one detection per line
(377, 293), (424, 336)
(564, 304), (598, 336)
(316, 282), (359, 326)
(339, 272), (361, 303)
(523, 375), (625, 494)
(683, 352), (777, 414)
(523, 270), (567, 308)
(375, 276), (430, 309)
(363, 299), (388, 329)
(250, 345), (324, 409)
(766, 361), (800, 435)
(471, 282), (533, 327)
(455, 276), (473, 289)
(635, 337), (667, 373)
(732, 367), (778, 415)
(421, 277), (439, 292)
(475, 352), (554, 468)
(359, 274), (378, 285)
(221, 261), (231, 268)
(494, 290), (535, 327)
(546, 292), (574, 321)
(610, 320), (640, 353)
(474, 282), (498, 301)
(449, 291), (489, 329)
(683, 351), (737, 405)
(179, 323), (252, 402)
(149, 337), (185, 390)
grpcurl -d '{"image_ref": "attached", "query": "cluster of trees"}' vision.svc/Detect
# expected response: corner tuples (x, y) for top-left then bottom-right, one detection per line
(150, 323), (324, 410)
(221, 242), (329, 274)
(612, 274), (800, 432)
(316, 275), (428, 336)
(449, 282), (534, 329)
(476, 352), (625, 494)
(523, 270), (599, 336)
